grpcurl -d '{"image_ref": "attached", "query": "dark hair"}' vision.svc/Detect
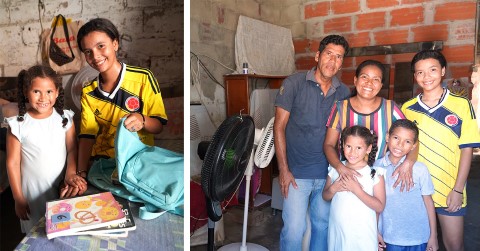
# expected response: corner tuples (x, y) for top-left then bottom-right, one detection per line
(355, 60), (386, 84)
(340, 126), (378, 177)
(389, 119), (419, 143)
(410, 50), (447, 72)
(77, 18), (120, 52)
(318, 35), (349, 57)
(350, 60), (386, 97)
(17, 65), (68, 127)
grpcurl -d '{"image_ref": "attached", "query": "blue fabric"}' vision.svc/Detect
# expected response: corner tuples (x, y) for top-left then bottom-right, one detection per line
(274, 68), (350, 179)
(115, 118), (184, 217)
(280, 178), (330, 251)
(375, 153), (434, 245)
(88, 119), (184, 219)
(88, 158), (145, 203)
(436, 207), (467, 216)
(385, 242), (427, 251)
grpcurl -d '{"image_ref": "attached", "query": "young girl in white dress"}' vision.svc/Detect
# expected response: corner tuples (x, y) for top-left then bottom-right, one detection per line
(322, 125), (386, 251)
(5, 65), (86, 233)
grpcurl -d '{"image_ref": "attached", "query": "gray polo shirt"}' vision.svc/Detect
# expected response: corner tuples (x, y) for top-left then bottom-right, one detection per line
(275, 67), (350, 179)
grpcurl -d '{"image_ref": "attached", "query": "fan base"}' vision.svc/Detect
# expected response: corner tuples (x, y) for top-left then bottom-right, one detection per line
(218, 242), (269, 251)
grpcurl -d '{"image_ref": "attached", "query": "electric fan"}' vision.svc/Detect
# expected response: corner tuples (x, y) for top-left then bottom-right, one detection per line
(69, 65), (99, 111)
(219, 116), (275, 251)
(201, 114), (255, 251)
(201, 115), (276, 251)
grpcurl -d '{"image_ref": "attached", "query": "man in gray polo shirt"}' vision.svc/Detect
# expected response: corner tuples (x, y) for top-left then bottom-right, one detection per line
(274, 35), (350, 251)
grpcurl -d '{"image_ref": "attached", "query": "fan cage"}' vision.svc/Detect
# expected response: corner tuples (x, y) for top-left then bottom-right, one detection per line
(201, 115), (255, 202)
(254, 118), (275, 168)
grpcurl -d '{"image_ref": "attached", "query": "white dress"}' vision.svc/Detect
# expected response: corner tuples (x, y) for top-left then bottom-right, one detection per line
(327, 163), (385, 251)
(6, 110), (74, 233)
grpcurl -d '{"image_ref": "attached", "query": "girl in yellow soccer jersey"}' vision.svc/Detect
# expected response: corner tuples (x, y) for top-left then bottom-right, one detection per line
(402, 50), (480, 251)
(64, 18), (167, 196)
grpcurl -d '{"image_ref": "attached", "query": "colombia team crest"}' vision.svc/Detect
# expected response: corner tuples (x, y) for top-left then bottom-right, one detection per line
(125, 96), (140, 112)
(445, 114), (459, 127)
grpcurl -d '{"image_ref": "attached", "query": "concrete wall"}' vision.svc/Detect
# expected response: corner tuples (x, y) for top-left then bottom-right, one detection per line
(191, 0), (477, 125)
(190, 0), (304, 126)
(0, 0), (183, 98)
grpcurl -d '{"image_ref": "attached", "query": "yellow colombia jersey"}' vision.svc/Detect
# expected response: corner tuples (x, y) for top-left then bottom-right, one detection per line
(401, 89), (480, 208)
(79, 63), (167, 158)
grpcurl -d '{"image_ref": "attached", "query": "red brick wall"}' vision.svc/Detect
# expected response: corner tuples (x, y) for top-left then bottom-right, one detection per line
(295, 0), (477, 94)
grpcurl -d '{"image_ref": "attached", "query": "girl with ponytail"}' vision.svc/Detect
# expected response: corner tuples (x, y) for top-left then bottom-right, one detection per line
(322, 125), (386, 251)
(5, 65), (85, 234)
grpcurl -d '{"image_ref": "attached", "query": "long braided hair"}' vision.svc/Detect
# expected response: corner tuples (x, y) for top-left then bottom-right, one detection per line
(17, 65), (68, 127)
(340, 125), (378, 178)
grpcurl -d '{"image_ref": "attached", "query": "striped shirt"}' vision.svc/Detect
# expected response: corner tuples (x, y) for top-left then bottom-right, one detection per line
(402, 89), (480, 207)
(326, 98), (405, 159)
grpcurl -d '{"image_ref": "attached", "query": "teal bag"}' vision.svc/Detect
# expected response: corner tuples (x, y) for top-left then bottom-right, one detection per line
(88, 118), (184, 219)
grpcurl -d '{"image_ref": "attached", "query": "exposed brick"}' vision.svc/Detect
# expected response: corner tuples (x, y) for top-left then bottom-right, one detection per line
(391, 6), (424, 26)
(356, 11), (386, 30)
(331, 0), (360, 15)
(294, 39), (310, 53)
(435, 2), (476, 22)
(339, 69), (356, 86)
(366, 0), (399, 9)
(442, 45), (475, 63)
(296, 56), (316, 71)
(304, 2), (329, 19)
(342, 57), (354, 68)
(412, 24), (448, 42)
(374, 29), (409, 45)
(343, 32), (371, 48)
(310, 40), (320, 52)
(453, 22), (476, 41)
(402, 0), (429, 3)
(324, 16), (352, 33)
(449, 65), (472, 80)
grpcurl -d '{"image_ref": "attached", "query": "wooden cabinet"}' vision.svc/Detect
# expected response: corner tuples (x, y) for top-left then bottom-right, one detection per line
(224, 74), (286, 116)
(224, 74), (286, 198)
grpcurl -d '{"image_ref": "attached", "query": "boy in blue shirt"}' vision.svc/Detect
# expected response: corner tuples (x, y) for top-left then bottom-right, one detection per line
(375, 119), (438, 251)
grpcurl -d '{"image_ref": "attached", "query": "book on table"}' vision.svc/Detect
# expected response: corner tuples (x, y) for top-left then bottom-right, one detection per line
(65, 195), (136, 237)
(45, 191), (127, 239)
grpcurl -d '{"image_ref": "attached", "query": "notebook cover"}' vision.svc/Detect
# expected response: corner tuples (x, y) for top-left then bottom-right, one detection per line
(73, 195), (136, 236)
(45, 191), (126, 239)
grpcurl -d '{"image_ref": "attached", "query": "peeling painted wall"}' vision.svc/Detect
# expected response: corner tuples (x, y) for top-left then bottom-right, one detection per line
(0, 0), (183, 98)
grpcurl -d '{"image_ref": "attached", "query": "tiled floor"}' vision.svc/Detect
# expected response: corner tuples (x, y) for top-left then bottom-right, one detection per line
(191, 152), (480, 251)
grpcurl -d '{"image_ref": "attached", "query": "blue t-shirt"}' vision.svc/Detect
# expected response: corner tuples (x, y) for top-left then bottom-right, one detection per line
(274, 67), (350, 179)
(375, 153), (435, 246)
